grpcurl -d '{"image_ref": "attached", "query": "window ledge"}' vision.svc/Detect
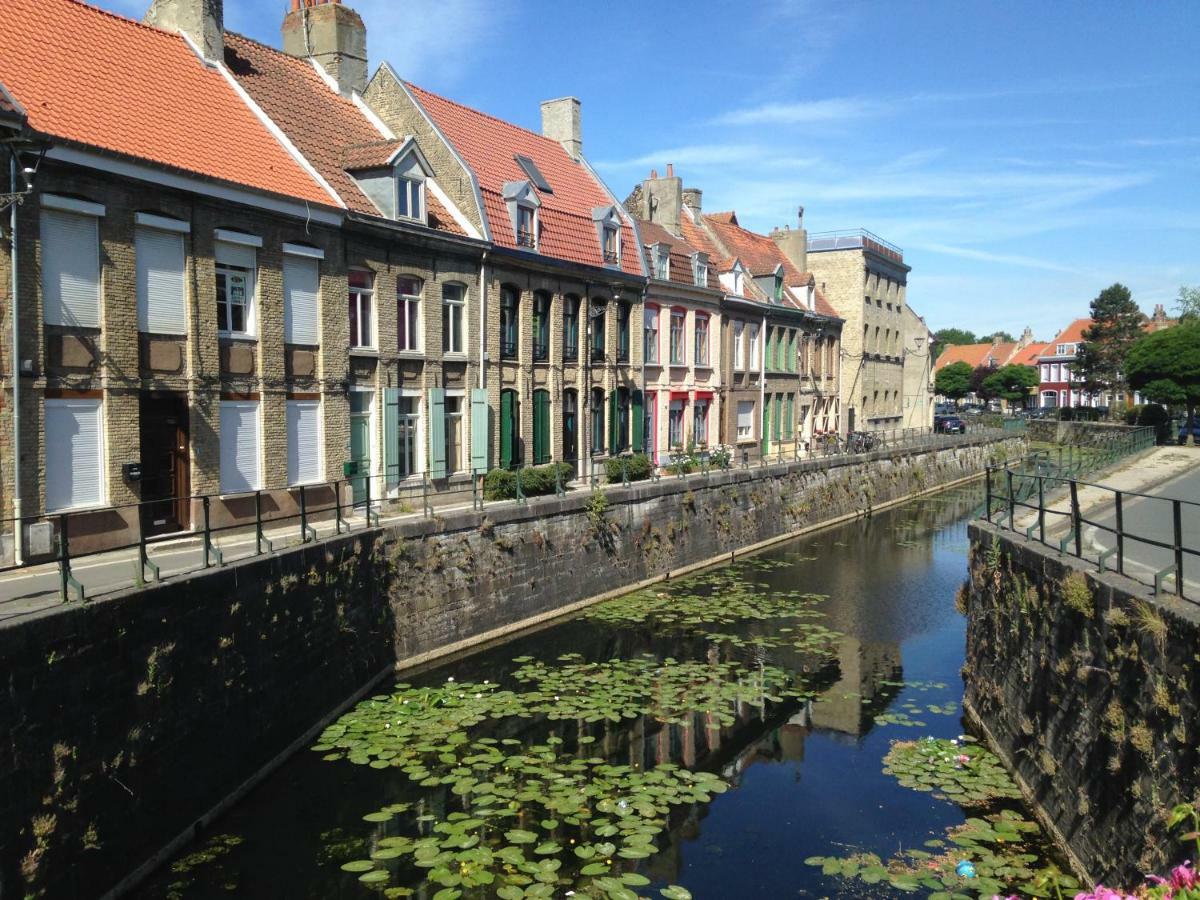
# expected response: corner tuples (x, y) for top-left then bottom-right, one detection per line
(46, 502), (111, 515)
(219, 333), (258, 343)
(443, 352), (469, 361)
(694, 363), (712, 371)
(395, 350), (425, 360)
(349, 348), (380, 358)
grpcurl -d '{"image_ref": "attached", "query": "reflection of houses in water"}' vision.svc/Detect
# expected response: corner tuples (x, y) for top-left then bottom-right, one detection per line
(809, 636), (901, 737)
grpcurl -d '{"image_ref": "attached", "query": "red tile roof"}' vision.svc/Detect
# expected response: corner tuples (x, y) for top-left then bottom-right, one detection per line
(636, 219), (712, 288)
(405, 82), (641, 274)
(935, 343), (993, 370)
(1048, 317), (1093, 347)
(224, 33), (464, 234)
(1011, 342), (1049, 366)
(0, 0), (332, 206)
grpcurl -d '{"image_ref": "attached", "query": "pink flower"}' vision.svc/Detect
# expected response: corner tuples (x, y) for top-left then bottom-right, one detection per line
(1170, 861), (1197, 890)
(1074, 887), (1132, 900)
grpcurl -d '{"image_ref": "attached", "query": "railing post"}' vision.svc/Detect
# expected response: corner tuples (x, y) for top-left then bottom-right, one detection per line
(622, 458), (630, 487)
(59, 513), (72, 602)
(555, 460), (564, 497)
(1006, 469), (1015, 530)
(516, 463), (525, 503)
(1174, 498), (1184, 597)
(1070, 480), (1082, 557)
(1038, 476), (1046, 544)
(255, 490), (265, 554)
(985, 467), (993, 523)
(423, 471), (432, 517)
(299, 485), (308, 542)
(334, 479), (344, 534)
(1115, 491), (1124, 576)
(203, 496), (212, 568)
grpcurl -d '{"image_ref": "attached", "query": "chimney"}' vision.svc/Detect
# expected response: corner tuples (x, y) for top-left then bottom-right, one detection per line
(643, 164), (683, 235)
(283, 0), (368, 96)
(540, 97), (582, 159)
(145, 0), (224, 60)
(683, 187), (702, 217)
(770, 206), (809, 274)
(1019, 325), (1034, 347)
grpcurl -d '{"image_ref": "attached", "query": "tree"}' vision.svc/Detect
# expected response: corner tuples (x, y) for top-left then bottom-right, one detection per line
(971, 365), (996, 400)
(1178, 285), (1200, 322)
(934, 328), (977, 347)
(982, 364), (1040, 405)
(1126, 321), (1200, 438)
(1072, 283), (1145, 397)
(980, 330), (1016, 344)
(935, 361), (973, 404)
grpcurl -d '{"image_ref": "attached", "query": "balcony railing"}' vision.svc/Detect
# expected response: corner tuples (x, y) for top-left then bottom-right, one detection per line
(807, 228), (903, 262)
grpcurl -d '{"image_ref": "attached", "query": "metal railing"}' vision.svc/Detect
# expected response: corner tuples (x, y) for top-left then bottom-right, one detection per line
(983, 427), (1194, 601)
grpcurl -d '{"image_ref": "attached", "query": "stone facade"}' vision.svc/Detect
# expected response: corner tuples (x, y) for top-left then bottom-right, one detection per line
(901, 303), (934, 429)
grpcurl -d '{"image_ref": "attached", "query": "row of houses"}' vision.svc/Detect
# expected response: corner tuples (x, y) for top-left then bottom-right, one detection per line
(0, 0), (932, 560)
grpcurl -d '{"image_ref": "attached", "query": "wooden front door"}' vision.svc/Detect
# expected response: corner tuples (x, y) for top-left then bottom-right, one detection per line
(139, 393), (190, 535)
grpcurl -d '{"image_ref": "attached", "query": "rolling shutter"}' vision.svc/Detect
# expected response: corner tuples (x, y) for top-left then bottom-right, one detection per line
(283, 254), (320, 345)
(470, 389), (489, 473)
(215, 240), (255, 270)
(428, 388), (447, 480)
(136, 226), (186, 334)
(383, 388), (400, 490)
(45, 399), (104, 511)
(41, 209), (101, 328)
(286, 399), (322, 486)
(220, 401), (261, 493)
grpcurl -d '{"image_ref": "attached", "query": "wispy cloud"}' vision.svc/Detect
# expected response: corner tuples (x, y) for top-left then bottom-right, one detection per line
(1121, 136), (1200, 148)
(714, 97), (883, 126)
(913, 243), (1081, 273)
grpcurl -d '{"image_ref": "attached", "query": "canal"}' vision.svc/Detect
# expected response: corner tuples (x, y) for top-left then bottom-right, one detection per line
(135, 485), (1071, 899)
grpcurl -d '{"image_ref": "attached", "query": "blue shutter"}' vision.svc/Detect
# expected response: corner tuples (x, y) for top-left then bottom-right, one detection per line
(428, 388), (447, 479)
(383, 388), (400, 490)
(470, 388), (489, 473)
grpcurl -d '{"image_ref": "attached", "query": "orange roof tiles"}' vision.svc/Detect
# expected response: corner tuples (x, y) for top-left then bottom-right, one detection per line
(935, 343), (993, 370)
(0, 0), (332, 206)
(224, 33), (463, 234)
(636, 219), (712, 288)
(1011, 342), (1049, 366)
(1048, 318), (1093, 347)
(405, 82), (640, 274)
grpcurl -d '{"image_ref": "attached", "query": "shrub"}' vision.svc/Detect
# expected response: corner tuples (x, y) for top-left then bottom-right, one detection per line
(1124, 402), (1170, 443)
(604, 453), (653, 484)
(483, 462), (574, 500)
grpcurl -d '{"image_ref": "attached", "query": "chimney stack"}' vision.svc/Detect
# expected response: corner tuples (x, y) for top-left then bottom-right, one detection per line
(541, 97), (582, 160)
(683, 187), (702, 217)
(282, 0), (368, 97)
(643, 164), (683, 235)
(770, 205), (809, 274)
(145, 0), (224, 60)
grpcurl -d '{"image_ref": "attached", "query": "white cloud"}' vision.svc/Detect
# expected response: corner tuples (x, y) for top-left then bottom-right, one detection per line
(714, 97), (883, 126)
(912, 243), (1081, 274)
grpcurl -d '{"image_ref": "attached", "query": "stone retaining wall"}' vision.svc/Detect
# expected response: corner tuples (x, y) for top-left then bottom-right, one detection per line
(1027, 419), (1142, 447)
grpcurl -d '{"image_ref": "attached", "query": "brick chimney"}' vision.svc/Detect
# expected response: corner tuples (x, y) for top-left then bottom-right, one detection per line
(283, 0), (368, 96)
(770, 206), (808, 274)
(145, 0), (224, 60)
(541, 97), (582, 160)
(643, 163), (683, 235)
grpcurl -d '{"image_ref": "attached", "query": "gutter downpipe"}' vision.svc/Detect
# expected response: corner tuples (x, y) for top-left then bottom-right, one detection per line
(640, 278), (649, 460)
(10, 152), (22, 565)
(477, 250), (488, 487)
(759, 311), (767, 458)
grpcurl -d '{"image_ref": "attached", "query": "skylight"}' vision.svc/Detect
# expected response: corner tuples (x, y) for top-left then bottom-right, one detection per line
(515, 154), (553, 194)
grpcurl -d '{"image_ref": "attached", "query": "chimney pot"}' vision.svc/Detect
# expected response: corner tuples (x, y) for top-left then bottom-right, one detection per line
(650, 169), (657, 179)
(667, 163), (674, 177)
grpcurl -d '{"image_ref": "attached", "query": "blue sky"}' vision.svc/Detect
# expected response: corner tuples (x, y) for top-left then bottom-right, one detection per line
(102, 0), (1199, 339)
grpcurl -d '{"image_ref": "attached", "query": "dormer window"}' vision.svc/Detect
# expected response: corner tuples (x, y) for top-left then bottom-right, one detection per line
(503, 180), (541, 251)
(722, 259), (747, 296)
(396, 175), (423, 221)
(517, 205), (536, 248)
(603, 226), (619, 264)
(653, 244), (670, 280)
(592, 205), (623, 267)
(692, 252), (708, 287)
(345, 138), (432, 224)
(774, 275), (784, 302)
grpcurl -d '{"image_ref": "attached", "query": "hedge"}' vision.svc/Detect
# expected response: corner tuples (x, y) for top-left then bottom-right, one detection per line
(604, 453), (653, 484)
(483, 462), (575, 500)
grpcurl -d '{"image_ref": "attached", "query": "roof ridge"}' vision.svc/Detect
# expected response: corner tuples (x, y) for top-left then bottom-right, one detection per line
(69, 0), (178, 39)
(405, 79), (567, 154)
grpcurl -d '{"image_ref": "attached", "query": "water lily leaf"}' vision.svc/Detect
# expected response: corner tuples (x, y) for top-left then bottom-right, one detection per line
(660, 887), (693, 900)
(505, 829), (538, 845)
(340, 860), (376, 873)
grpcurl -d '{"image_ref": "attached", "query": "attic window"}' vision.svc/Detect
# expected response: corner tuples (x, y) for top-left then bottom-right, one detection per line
(692, 252), (708, 287)
(653, 244), (669, 280)
(517, 205), (536, 248)
(592, 205), (623, 267)
(774, 275), (784, 302)
(397, 175), (424, 221)
(515, 154), (553, 193)
(603, 226), (619, 264)
(503, 180), (542, 251)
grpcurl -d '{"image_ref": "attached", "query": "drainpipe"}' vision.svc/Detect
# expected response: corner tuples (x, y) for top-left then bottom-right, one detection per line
(639, 279), (648, 458)
(477, 251), (488, 391)
(759, 312), (767, 454)
(9, 152), (22, 564)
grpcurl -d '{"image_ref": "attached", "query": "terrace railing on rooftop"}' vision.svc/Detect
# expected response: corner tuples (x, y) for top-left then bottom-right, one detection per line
(807, 228), (903, 262)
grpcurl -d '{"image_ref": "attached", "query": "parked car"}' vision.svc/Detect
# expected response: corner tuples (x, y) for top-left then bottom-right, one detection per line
(1179, 420), (1200, 445)
(935, 415), (966, 434)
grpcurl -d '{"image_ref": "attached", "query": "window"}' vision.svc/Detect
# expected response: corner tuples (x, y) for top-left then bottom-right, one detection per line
(396, 175), (424, 221)
(749, 323), (760, 370)
(499, 389), (520, 468)
(219, 400), (261, 493)
(45, 398), (105, 511)
(733, 320), (745, 370)
(391, 395), (419, 481)
(669, 309), (686, 365)
(766, 327), (775, 371)
(348, 269), (374, 349)
(283, 251), (320, 345)
(533, 291), (550, 361)
(563, 389), (578, 461)
(783, 394), (794, 438)
(532, 389), (550, 464)
(564, 296), (580, 361)
(668, 399), (685, 448)
(644, 306), (660, 364)
(813, 337), (823, 377)
(692, 252), (708, 287)
(590, 388), (605, 454)
(603, 225), (620, 264)
(654, 245), (669, 279)
(774, 276), (784, 303)
(516, 204), (536, 248)
(616, 388), (631, 452)
(693, 398), (710, 446)
(773, 394), (783, 441)
(590, 300), (607, 362)
(694, 314), (710, 367)
(397, 276), (422, 352)
(136, 223), (186, 335)
(500, 286), (519, 359)
(444, 395), (463, 474)
(736, 400), (755, 441)
(286, 399), (322, 486)
(41, 206), (101, 328)
(617, 303), (631, 363)
(216, 239), (257, 337)
(826, 339), (834, 375)
(442, 283), (466, 354)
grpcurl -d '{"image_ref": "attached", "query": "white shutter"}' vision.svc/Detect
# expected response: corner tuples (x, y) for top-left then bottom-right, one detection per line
(283, 255), (320, 345)
(41, 210), (100, 328)
(287, 400), (322, 485)
(45, 399), (105, 511)
(136, 226), (187, 334)
(219, 401), (261, 493)
(214, 240), (256, 270)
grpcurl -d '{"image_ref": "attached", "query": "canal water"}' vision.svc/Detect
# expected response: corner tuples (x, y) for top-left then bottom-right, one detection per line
(135, 485), (1061, 899)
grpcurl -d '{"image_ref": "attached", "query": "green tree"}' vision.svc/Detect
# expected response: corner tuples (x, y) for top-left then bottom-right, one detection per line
(970, 365), (996, 400)
(982, 364), (1040, 404)
(1177, 285), (1200, 322)
(935, 361), (973, 404)
(1126, 321), (1200, 439)
(980, 330), (1016, 343)
(1073, 283), (1145, 398)
(934, 328), (977, 347)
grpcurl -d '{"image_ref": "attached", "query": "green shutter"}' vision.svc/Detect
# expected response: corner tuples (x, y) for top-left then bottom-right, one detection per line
(762, 399), (771, 454)
(533, 390), (549, 464)
(499, 390), (514, 469)
(383, 387), (400, 490)
(785, 394), (794, 438)
(608, 391), (618, 455)
(773, 394), (782, 440)
(470, 388), (488, 473)
(631, 390), (644, 453)
(428, 388), (447, 479)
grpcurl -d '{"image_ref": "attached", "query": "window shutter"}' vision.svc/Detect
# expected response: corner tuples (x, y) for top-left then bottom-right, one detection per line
(136, 226), (186, 335)
(286, 400), (321, 486)
(531, 391), (547, 464)
(428, 388), (447, 480)
(470, 389), (489, 473)
(762, 399), (771, 453)
(41, 209), (101, 328)
(383, 388), (400, 490)
(608, 392), (618, 455)
(631, 390), (644, 453)
(45, 399), (104, 511)
(283, 254), (320, 345)
(220, 401), (261, 493)
(773, 394), (782, 440)
(499, 391), (514, 469)
(215, 240), (255, 270)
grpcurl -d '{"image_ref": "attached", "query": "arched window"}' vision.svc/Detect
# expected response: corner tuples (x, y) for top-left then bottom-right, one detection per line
(397, 275), (422, 352)
(499, 388), (519, 468)
(669, 307), (686, 365)
(589, 298), (607, 362)
(590, 388), (605, 454)
(500, 285), (519, 359)
(442, 282), (466, 354)
(562, 389), (578, 461)
(694, 313), (710, 367)
(644, 305), (660, 365)
(532, 389), (551, 463)
(533, 291), (551, 361)
(563, 295), (580, 362)
(617, 302), (631, 363)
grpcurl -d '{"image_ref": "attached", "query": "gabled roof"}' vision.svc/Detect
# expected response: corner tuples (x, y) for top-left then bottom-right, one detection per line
(1048, 317), (1093, 347)
(0, 80), (27, 131)
(404, 82), (641, 274)
(224, 33), (464, 234)
(1011, 342), (1049, 366)
(0, 0), (331, 206)
(935, 343), (994, 370)
(989, 342), (1017, 364)
(637, 219), (712, 289)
